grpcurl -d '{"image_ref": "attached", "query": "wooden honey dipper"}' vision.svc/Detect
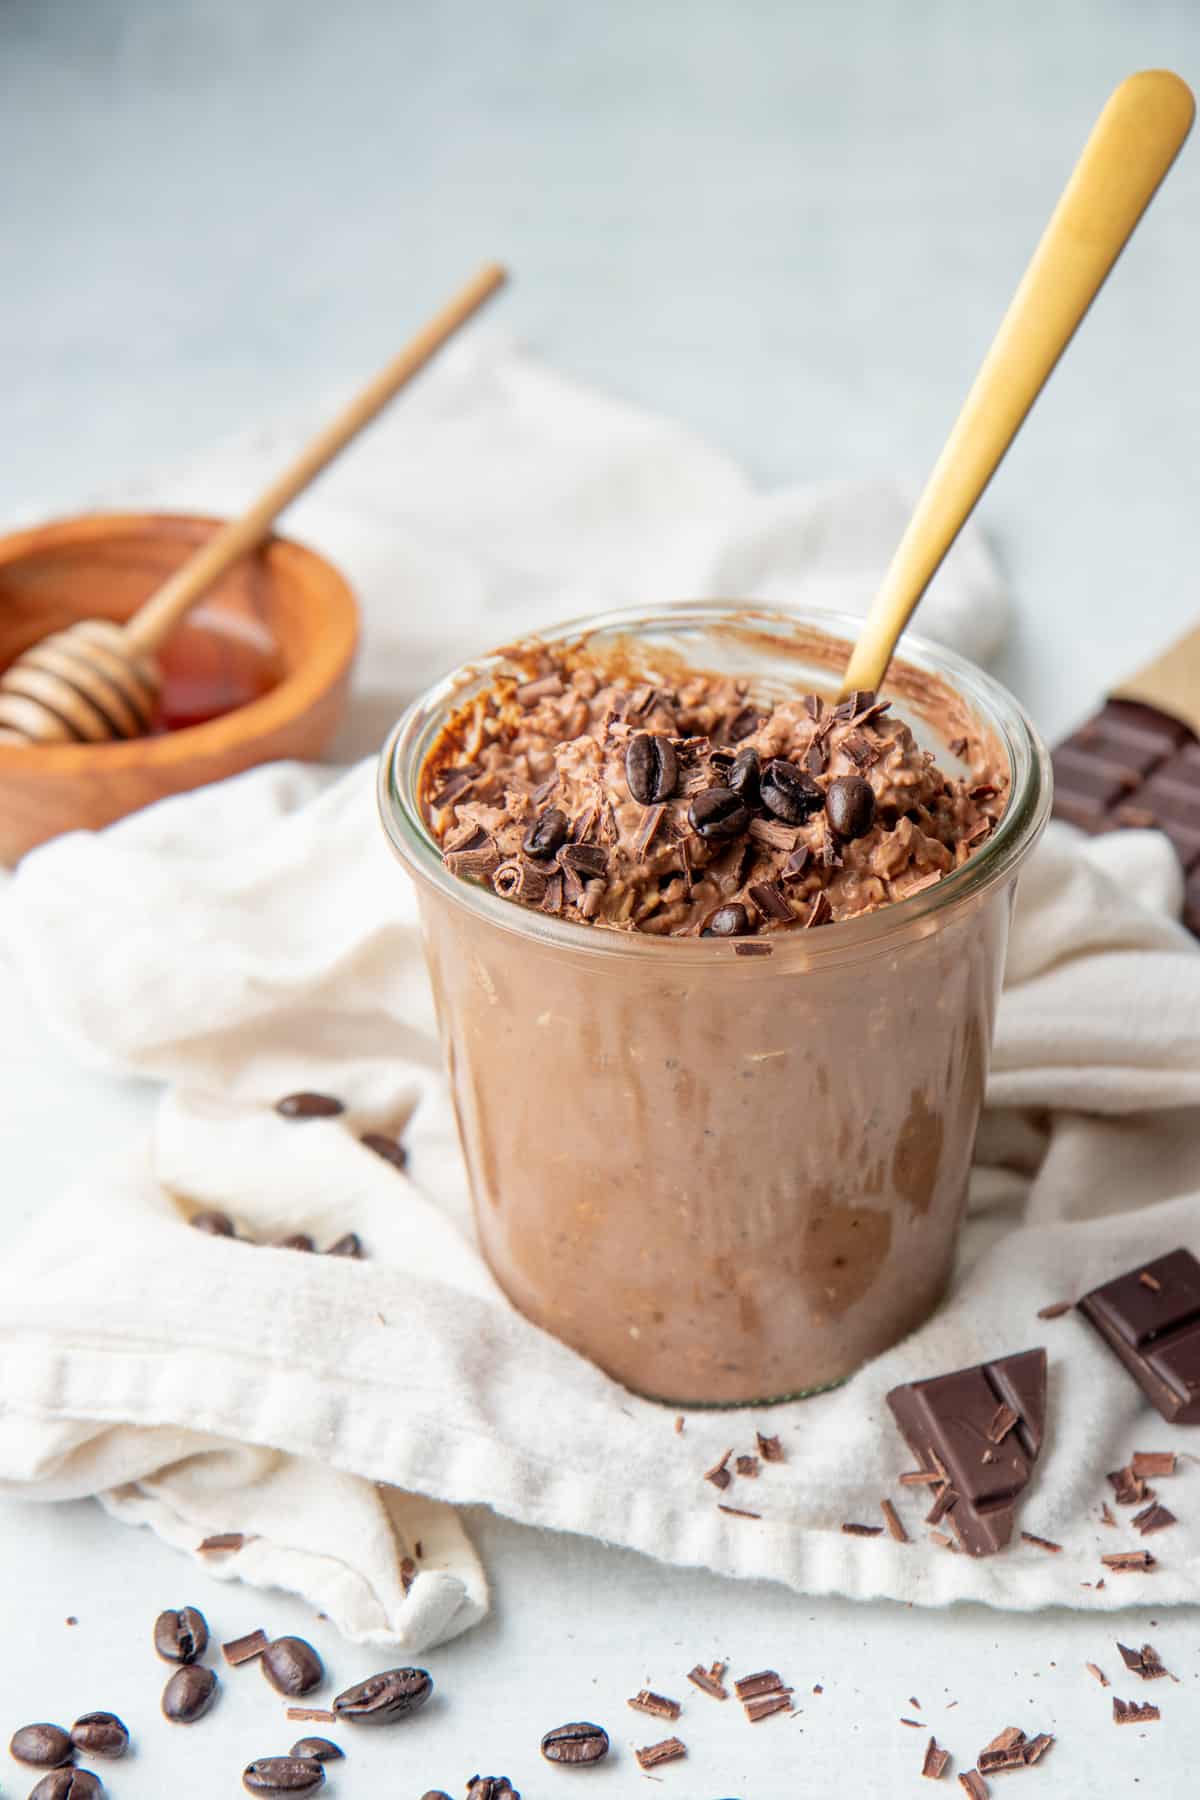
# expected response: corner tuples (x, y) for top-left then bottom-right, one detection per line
(0, 264), (507, 745)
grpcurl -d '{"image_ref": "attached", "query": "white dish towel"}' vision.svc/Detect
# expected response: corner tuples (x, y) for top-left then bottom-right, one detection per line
(3, 339), (1200, 1648)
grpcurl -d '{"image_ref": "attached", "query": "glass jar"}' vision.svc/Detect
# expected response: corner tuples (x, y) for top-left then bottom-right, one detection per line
(379, 605), (1051, 1405)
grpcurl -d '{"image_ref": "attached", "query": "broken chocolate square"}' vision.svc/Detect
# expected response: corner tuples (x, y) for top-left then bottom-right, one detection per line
(1077, 1248), (1200, 1422)
(887, 1349), (1047, 1556)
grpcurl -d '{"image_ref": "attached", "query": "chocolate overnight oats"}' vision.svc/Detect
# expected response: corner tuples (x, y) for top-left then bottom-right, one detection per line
(380, 606), (1050, 1403)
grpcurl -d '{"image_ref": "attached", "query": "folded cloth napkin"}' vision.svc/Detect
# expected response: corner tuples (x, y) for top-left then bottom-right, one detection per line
(4, 342), (1200, 1641)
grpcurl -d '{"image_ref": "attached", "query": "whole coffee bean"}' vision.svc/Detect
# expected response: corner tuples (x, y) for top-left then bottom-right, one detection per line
(325, 1232), (363, 1259)
(162, 1663), (218, 1724)
(276, 1092), (345, 1119)
(541, 1721), (610, 1765)
(189, 1209), (235, 1237)
(727, 745), (761, 808)
(625, 731), (678, 805)
(466, 1779), (519, 1800)
(760, 758), (825, 824)
(826, 774), (876, 840)
(262, 1637), (325, 1697)
(420, 1792), (454, 1800)
(289, 1738), (343, 1764)
(688, 787), (751, 842)
(274, 1234), (315, 1252)
(701, 904), (752, 939)
(69, 1715), (128, 1759)
(360, 1131), (407, 1170)
(243, 1756), (325, 1795)
(154, 1605), (209, 1663)
(28, 1773), (103, 1800)
(9, 1724), (73, 1768)
(332, 1666), (433, 1725)
(522, 808), (569, 859)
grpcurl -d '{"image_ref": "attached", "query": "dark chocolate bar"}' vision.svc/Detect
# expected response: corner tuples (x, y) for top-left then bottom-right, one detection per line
(1052, 699), (1200, 933)
(887, 1349), (1047, 1556)
(1077, 1247), (1200, 1424)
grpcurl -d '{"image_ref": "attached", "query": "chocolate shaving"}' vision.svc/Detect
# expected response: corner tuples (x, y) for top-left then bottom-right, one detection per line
(841, 1521), (883, 1537)
(529, 773), (559, 806)
(806, 739), (829, 775)
(222, 1629), (268, 1666)
(1101, 1550), (1158, 1573)
(635, 1737), (687, 1769)
(559, 842), (608, 878)
(803, 694), (824, 720)
(986, 1403), (1019, 1444)
(492, 859), (549, 904)
(819, 828), (843, 869)
(805, 892), (833, 930)
(674, 1415), (685, 1435)
(781, 845), (811, 881)
(400, 1556), (416, 1593)
(633, 803), (667, 858)
(1036, 1300), (1073, 1319)
(540, 872), (564, 914)
(1086, 1663), (1109, 1687)
(748, 880), (793, 922)
(925, 1485), (957, 1527)
(922, 1737), (950, 1779)
(747, 816), (802, 851)
(717, 1503), (762, 1518)
(901, 1717), (923, 1728)
(286, 1707), (337, 1723)
(444, 842), (502, 881)
(1020, 1531), (1062, 1554)
(745, 1693), (792, 1722)
(899, 1469), (943, 1487)
(431, 771), (478, 808)
(980, 1727), (1025, 1758)
(929, 1531), (955, 1549)
(733, 942), (773, 957)
(949, 736), (968, 758)
(842, 729), (879, 768)
(1133, 1502), (1176, 1535)
(197, 1532), (245, 1554)
(1108, 1466), (1150, 1507)
(1131, 1452), (1176, 1478)
(880, 1498), (909, 1542)
(733, 1671), (787, 1701)
(1138, 1270), (1163, 1291)
(703, 1449), (733, 1490)
(686, 1664), (728, 1700)
(1022, 1733), (1054, 1765)
(735, 1454), (761, 1478)
(1117, 1642), (1170, 1680)
(516, 675), (565, 704)
(957, 1771), (988, 1798)
(628, 1691), (681, 1721)
(1113, 1697), (1160, 1725)
(1100, 1503), (1118, 1527)
(756, 1431), (786, 1462)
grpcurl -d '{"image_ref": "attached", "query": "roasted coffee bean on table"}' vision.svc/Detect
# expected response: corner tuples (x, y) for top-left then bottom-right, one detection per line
(760, 758), (825, 825)
(28, 1772), (104, 1800)
(826, 774), (876, 839)
(332, 1666), (433, 1724)
(625, 731), (678, 805)
(466, 1779), (520, 1800)
(262, 1637), (325, 1697)
(162, 1663), (219, 1723)
(289, 1737), (343, 1763)
(275, 1092), (345, 1120)
(522, 807), (570, 859)
(9, 1723), (74, 1767)
(540, 1721), (610, 1764)
(70, 1714), (128, 1758)
(360, 1131), (408, 1170)
(275, 1234), (316, 1253)
(688, 786), (751, 841)
(153, 1605), (209, 1663)
(189, 1209), (236, 1237)
(419, 1791), (453, 1800)
(243, 1755), (326, 1795)
(325, 1232), (364, 1258)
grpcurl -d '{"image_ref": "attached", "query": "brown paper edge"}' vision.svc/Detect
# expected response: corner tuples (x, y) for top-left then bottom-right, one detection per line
(1112, 625), (1200, 740)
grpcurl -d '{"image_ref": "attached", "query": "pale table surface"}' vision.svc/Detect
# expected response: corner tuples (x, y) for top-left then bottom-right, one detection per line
(3, 2), (1200, 1793)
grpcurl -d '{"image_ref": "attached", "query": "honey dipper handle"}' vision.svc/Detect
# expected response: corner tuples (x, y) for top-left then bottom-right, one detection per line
(840, 70), (1194, 696)
(123, 262), (508, 657)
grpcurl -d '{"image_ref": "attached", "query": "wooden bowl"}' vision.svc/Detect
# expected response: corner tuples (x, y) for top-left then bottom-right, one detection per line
(0, 512), (359, 864)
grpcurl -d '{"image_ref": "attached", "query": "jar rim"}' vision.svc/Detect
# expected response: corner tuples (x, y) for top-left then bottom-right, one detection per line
(378, 602), (1052, 966)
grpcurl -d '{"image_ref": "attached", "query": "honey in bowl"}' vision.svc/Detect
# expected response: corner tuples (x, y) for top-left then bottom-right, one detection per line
(154, 602), (283, 732)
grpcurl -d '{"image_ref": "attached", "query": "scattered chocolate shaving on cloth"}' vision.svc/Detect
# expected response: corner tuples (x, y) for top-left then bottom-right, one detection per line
(628, 1692), (681, 1721)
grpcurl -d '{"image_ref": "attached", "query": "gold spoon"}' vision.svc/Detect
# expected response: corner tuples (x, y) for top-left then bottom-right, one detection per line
(840, 69), (1194, 698)
(0, 264), (507, 745)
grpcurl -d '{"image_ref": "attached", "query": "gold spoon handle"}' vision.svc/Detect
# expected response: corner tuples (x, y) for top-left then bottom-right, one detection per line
(841, 69), (1194, 697)
(123, 262), (507, 658)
